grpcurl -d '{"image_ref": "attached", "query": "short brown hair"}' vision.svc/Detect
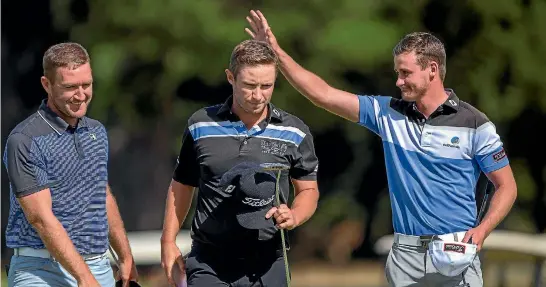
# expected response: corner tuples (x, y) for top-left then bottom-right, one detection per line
(43, 42), (90, 82)
(393, 32), (446, 81)
(228, 40), (278, 78)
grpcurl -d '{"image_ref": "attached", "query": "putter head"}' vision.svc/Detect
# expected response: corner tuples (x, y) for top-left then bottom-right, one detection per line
(260, 163), (290, 171)
(115, 280), (142, 287)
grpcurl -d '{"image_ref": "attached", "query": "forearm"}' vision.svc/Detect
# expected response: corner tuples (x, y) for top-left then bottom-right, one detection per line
(31, 214), (93, 282)
(106, 187), (133, 262)
(291, 188), (319, 227)
(274, 47), (332, 107)
(479, 183), (517, 234)
(161, 181), (195, 243)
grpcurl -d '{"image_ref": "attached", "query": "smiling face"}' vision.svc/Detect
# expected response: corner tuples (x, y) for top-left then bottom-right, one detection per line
(394, 51), (432, 102)
(40, 42), (93, 126)
(226, 63), (276, 116)
(41, 62), (93, 123)
(392, 32), (447, 102)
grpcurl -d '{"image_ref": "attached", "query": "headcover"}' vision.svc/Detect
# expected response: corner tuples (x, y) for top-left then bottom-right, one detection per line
(219, 162), (279, 240)
(429, 240), (477, 276)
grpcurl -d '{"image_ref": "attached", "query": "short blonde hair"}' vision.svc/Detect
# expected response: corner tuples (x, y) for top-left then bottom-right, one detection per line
(229, 40), (278, 78)
(43, 42), (90, 82)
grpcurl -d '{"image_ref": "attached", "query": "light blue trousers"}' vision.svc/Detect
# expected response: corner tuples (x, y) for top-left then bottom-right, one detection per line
(8, 254), (115, 287)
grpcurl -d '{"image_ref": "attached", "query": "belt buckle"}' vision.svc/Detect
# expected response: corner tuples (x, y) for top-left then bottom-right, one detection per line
(419, 235), (434, 248)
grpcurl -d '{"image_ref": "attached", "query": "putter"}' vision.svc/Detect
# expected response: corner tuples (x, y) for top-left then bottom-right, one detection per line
(476, 180), (493, 227)
(108, 246), (142, 287)
(261, 163), (291, 287)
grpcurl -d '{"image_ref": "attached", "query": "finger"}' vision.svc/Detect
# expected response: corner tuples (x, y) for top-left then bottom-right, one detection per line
(123, 279), (129, 287)
(276, 212), (291, 222)
(266, 207), (278, 219)
(266, 27), (276, 43)
(277, 219), (294, 229)
(164, 264), (174, 286)
(278, 204), (289, 211)
(245, 28), (256, 39)
(176, 256), (186, 275)
(256, 10), (270, 31)
(462, 231), (473, 243)
(250, 10), (263, 29)
(246, 16), (259, 33)
(275, 206), (289, 217)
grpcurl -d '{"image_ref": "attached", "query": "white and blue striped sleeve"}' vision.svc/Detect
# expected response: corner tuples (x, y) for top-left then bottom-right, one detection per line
(473, 122), (509, 173)
(357, 95), (388, 136)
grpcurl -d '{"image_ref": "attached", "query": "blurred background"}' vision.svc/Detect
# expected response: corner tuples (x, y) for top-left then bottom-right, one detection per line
(2, 0), (546, 286)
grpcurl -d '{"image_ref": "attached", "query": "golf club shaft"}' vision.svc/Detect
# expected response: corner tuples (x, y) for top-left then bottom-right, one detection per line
(275, 169), (291, 287)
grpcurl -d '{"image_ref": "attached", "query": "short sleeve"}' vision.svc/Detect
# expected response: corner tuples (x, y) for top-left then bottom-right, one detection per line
(289, 129), (319, 181)
(172, 127), (200, 187)
(357, 95), (388, 136)
(473, 122), (509, 173)
(3, 133), (50, 197)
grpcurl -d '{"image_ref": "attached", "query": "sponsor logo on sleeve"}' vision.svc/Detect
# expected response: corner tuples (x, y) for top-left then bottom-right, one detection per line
(493, 149), (506, 162)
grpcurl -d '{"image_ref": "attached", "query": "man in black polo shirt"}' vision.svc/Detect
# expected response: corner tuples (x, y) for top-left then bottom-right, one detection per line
(160, 39), (319, 287)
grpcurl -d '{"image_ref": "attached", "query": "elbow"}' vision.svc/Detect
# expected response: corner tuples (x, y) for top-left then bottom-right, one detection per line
(26, 212), (52, 231)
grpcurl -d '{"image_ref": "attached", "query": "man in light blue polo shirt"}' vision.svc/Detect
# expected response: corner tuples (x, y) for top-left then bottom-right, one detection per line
(245, 10), (517, 286)
(3, 42), (138, 287)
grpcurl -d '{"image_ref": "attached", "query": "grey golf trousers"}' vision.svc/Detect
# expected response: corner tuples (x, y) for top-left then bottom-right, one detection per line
(385, 233), (483, 287)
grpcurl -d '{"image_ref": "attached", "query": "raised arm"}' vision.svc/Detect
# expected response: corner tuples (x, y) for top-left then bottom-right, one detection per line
(246, 10), (360, 122)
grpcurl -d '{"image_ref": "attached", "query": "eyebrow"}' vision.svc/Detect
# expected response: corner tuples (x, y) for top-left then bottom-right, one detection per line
(61, 81), (93, 87)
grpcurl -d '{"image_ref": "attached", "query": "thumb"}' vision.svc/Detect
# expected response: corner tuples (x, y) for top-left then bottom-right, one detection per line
(165, 264), (175, 286)
(265, 206), (277, 219)
(462, 230), (473, 243)
(176, 255), (185, 274)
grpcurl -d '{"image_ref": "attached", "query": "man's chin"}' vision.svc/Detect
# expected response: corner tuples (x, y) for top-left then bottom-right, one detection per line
(401, 92), (415, 101)
(65, 105), (88, 118)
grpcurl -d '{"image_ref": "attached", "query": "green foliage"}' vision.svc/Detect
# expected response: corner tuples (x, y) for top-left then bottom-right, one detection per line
(49, 0), (546, 232)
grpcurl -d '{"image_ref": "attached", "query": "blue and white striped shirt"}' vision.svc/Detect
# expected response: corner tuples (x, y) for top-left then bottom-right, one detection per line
(358, 90), (509, 235)
(3, 100), (110, 254)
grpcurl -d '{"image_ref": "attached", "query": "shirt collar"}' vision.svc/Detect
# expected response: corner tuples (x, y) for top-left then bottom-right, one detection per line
(407, 89), (460, 115)
(441, 89), (460, 112)
(216, 95), (283, 122)
(37, 99), (88, 135)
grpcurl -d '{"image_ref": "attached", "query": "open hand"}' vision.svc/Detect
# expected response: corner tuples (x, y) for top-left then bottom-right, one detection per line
(245, 10), (280, 50)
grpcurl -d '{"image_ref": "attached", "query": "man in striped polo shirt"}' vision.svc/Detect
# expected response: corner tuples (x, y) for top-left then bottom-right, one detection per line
(246, 11), (517, 287)
(161, 40), (319, 286)
(3, 43), (138, 287)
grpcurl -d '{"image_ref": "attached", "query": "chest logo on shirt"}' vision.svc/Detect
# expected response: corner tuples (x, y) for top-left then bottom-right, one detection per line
(89, 133), (97, 140)
(443, 136), (460, 149)
(261, 140), (288, 156)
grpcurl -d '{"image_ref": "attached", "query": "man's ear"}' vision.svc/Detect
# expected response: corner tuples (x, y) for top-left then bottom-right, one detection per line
(429, 62), (439, 80)
(40, 76), (52, 94)
(225, 69), (235, 85)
